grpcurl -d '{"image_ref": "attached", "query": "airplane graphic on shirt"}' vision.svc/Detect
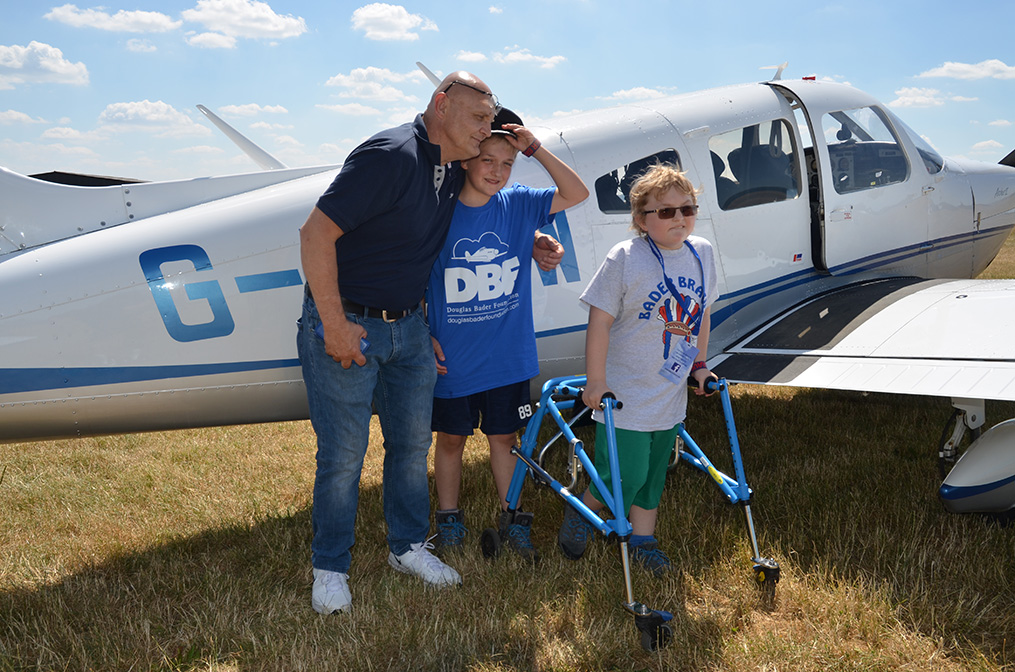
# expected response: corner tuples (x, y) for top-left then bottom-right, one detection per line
(451, 232), (509, 264)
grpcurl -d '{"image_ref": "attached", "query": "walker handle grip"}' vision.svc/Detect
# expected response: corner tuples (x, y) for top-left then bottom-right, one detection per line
(600, 392), (623, 410)
(689, 374), (722, 394)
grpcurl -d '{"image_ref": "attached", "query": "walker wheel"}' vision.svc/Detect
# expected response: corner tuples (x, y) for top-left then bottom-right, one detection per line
(753, 558), (780, 586)
(634, 608), (673, 651)
(640, 623), (672, 652)
(480, 527), (501, 559)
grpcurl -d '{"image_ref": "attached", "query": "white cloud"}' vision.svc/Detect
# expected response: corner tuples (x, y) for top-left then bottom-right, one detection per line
(40, 126), (81, 139)
(813, 75), (853, 87)
(250, 121), (293, 130)
(0, 139), (100, 165)
(989, 119), (1012, 127)
(489, 6), (503, 13)
(41, 126), (106, 142)
(385, 106), (419, 126)
(493, 46), (566, 69)
(325, 67), (424, 102)
(0, 109), (48, 124)
(598, 87), (667, 102)
(44, 4), (182, 32)
(918, 59), (1015, 80)
(551, 108), (586, 118)
(886, 87), (975, 108)
(888, 87), (945, 108)
(317, 103), (383, 116)
(0, 41), (89, 89)
(455, 50), (488, 63)
(218, 103), (288, 116)
(185, 32), (237, 49)
(98, 100), (211, 137)
(972, 139), (1004, 152)
(126, 39), (157, 53)
(350, 3), (437, 41)
(171, 145), (226, 155)
(273, 135), (303, 148)
(182, 0), (307, 39)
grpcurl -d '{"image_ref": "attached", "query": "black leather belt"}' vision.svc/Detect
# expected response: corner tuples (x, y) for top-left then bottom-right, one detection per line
(342, 298), (411, 322)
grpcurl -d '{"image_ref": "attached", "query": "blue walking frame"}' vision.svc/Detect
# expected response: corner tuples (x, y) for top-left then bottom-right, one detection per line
(496, 374), (779, 652)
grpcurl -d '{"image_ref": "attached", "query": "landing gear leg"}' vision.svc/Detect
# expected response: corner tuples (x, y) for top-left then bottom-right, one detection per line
(939, 398), (985, 478)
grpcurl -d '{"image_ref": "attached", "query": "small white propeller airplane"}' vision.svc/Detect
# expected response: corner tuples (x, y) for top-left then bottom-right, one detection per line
(3, 66), (1015, 511)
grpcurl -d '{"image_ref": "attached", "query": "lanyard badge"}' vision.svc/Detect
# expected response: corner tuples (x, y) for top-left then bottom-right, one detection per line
(647, 238), (705, 386)
(658, 298), (699, 385)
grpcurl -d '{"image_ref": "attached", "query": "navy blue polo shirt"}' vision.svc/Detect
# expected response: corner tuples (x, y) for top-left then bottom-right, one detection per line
(315, 114), (463, 311)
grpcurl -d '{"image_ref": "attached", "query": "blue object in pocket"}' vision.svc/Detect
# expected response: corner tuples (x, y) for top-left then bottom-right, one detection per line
(314, 321), (370, 352)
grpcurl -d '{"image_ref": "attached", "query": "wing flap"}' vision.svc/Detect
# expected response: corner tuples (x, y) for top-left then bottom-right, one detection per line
(712, 278), (1015, 401)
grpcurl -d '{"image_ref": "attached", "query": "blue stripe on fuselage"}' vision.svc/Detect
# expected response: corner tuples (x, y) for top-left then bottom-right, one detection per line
(0, 360), (301, 395)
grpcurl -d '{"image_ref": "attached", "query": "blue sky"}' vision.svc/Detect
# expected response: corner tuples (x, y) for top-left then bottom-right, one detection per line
(1, 0), (1013, 182)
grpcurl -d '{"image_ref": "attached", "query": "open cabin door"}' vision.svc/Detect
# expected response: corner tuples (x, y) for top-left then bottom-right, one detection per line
(770, 81), (932, 277)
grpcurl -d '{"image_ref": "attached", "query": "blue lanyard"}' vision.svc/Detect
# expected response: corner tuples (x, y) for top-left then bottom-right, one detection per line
(646, 236), (705, 332)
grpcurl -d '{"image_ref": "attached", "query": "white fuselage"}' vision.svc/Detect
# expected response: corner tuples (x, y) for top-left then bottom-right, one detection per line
(2, 80), (1014, 441)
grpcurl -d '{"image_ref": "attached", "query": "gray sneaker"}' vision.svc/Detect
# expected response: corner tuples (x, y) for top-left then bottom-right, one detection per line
(388, 540), (462, 587)
(499, 510), (539, 563)
(312, 568), (351, 614)
(630, 542), (672, 576)
(558, 502), (595, 560)
(435, 508), (468, 554)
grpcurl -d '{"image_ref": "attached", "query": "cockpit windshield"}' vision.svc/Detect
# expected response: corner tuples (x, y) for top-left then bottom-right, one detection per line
(890, 114), (945, 175)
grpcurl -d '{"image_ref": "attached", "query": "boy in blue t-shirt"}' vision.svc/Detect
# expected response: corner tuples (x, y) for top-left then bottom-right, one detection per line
(427, 109), (589, 559)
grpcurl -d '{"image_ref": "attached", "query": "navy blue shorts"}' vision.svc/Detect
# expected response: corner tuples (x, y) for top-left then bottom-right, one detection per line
(431, 380), (533, 436)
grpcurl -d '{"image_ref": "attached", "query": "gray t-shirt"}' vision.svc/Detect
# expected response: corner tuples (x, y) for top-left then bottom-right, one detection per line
(579, 235), (718, 431)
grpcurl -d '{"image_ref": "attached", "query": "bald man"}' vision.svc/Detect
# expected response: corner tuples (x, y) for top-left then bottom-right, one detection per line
(298, 73), (552, 614)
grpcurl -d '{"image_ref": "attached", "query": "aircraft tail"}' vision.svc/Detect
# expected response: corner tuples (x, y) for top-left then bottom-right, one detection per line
(196, 105), (287, 171)
(416, 62), (442, 87)
(1000, 148), (1015, 168)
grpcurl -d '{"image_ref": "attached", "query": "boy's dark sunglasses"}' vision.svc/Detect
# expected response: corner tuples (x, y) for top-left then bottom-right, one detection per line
(643, 205), (699, 219)
(442, 80), (502, 111)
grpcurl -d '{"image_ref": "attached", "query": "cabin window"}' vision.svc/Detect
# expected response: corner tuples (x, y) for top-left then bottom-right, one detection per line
(709, 120), (800, 211)
(821, 106), (910, 193)
(594, 149), (681, 214)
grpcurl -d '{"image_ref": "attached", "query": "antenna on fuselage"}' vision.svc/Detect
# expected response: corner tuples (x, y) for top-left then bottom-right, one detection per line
(761, 62), (789, 81)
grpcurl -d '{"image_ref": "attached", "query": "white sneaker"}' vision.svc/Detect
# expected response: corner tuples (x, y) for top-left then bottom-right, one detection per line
(312, 568), (351, 614)
(388, 539), (462, 587)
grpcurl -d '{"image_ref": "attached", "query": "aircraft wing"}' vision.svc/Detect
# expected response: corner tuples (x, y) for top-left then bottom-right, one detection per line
(710, 277), (1015, 401)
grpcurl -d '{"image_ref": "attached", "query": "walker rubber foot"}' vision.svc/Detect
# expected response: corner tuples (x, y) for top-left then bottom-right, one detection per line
(480, 527), (501, 559)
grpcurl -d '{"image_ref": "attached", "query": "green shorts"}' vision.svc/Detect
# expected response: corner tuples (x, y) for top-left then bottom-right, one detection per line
(589, 422), (680, 515)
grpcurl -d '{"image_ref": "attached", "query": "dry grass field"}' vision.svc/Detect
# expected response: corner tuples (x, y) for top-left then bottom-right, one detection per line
(2, 232), (1013, 671)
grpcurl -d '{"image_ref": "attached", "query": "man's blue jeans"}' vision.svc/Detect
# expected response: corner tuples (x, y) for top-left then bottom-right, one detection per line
(297, 291), (436, 574)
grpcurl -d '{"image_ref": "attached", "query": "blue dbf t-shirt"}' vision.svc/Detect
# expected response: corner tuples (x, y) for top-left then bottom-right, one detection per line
(427, 184), (556, 398)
